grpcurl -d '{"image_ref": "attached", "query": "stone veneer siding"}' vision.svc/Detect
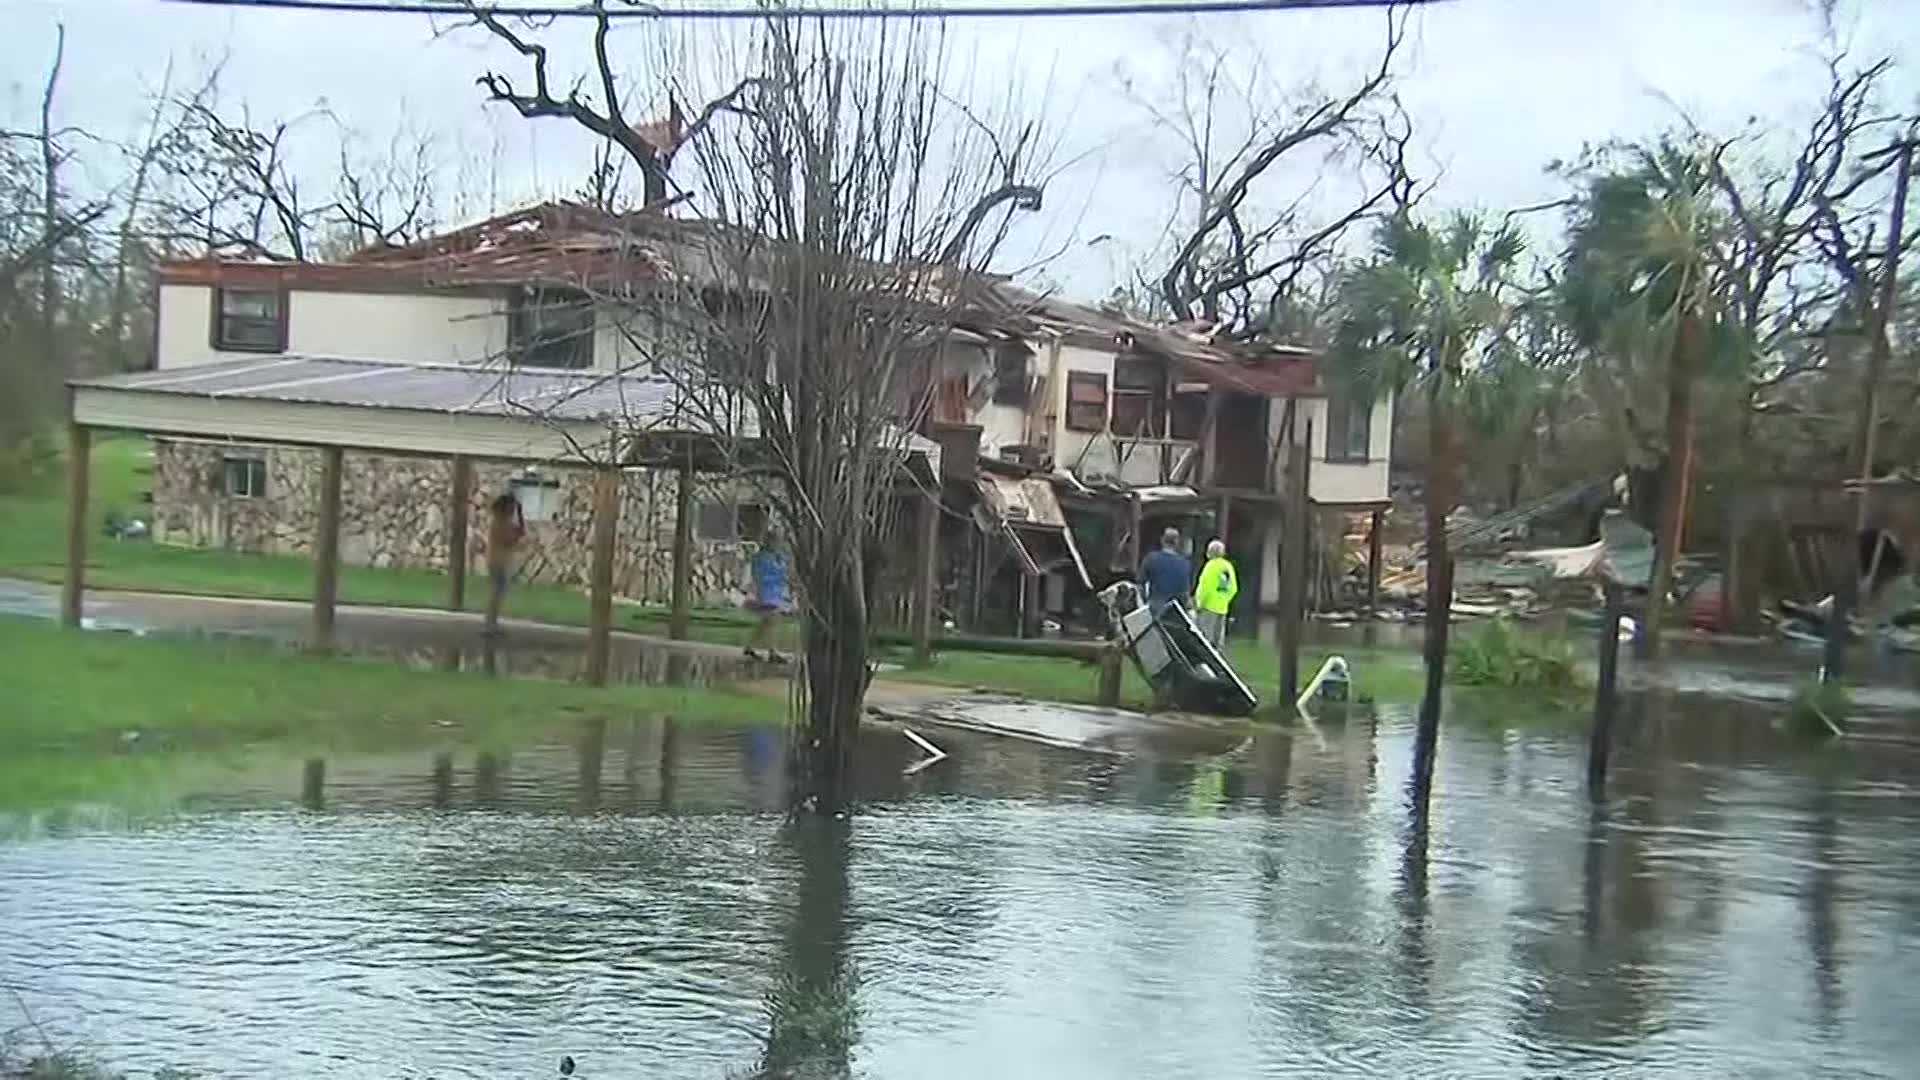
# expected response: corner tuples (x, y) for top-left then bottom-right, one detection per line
(149, 438), (752, 606)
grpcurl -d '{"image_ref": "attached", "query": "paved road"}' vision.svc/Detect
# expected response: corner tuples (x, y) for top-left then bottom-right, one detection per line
(0, 577), (762, 687)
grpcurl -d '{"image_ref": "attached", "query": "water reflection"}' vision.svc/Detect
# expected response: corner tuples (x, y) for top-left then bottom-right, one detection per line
(758, 816), (858, 1080)
(7, 691), (1920, 1078)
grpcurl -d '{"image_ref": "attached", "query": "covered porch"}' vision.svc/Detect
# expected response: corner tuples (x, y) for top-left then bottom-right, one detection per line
(62, 355), (944, 684)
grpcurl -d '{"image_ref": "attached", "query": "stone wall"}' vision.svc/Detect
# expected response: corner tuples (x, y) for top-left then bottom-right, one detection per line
(150, 438), (753, 606)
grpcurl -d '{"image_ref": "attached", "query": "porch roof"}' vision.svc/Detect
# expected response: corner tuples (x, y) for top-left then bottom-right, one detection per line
(70, 354), (939, 471)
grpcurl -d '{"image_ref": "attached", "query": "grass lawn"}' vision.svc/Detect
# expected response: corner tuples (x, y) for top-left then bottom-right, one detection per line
(878, 638), (1428, 709)
(0, 614), (783, 812)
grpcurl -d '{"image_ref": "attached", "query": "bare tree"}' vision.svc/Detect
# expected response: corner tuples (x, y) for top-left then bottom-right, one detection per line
(149, 83), (326, 261)
(463, 0), (760, 207)
(1117, 4), (1415, 333)
(329, 119), (445, 254)
(491, 13), (1047, 809)
(38, 25), (68, 363)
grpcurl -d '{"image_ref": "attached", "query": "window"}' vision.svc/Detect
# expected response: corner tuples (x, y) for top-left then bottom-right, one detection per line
(1065, 371), (1108, 432)
(221, 452), (267, 498)
(1325, 390), (1373, 463)
(211, 288), (286, 352)
(696, 501), (768, 542)
(1111, 356), (1166, 438)
(509, 288), (595, 370)
(696, 501), (738, 541)
(1169, 384), (1210, 442)
(738, 503), (770, 543)
(991, 344), (1030, 407)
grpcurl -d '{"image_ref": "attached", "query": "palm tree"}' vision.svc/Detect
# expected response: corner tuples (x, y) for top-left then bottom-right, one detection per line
(1560, 143), (1730, 660)
(1333, 211), (1523, 812)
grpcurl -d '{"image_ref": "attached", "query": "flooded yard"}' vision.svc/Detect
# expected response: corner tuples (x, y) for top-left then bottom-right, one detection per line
(5, 687), (1920, 1078)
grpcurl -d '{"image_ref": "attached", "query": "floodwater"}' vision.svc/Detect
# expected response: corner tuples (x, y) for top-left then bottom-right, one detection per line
(7, 686), (1920, 1080)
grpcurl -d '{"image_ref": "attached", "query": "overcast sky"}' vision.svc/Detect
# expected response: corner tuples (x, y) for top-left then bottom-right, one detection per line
(6, 0), (1918, 299)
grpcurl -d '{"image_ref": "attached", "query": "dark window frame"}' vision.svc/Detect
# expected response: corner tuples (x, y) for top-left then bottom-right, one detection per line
(991, 344), (1030, 407)
(1168, 385), (1209, 442)
(1325, 390), (1374, 463)
(210, 287), (288, 353)
(221, 452), (268, 498)
(508, 287), (596, 370)
(1111, 355), (1167, 439)
(1065, 371), (1109, 433)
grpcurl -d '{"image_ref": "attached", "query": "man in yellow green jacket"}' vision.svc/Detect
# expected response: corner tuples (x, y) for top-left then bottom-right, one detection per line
(1193, 539), (1237, 648)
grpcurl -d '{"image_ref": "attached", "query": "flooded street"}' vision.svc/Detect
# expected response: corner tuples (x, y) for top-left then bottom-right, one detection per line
(6, 691), (1920, 1078)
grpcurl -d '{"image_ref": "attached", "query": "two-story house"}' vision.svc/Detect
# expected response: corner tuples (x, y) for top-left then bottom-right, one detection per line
(139, 202), (763, 608)
(110, 201), (1390, 640)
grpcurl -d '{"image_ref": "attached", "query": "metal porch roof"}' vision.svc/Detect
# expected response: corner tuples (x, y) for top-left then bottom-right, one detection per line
(70, 355), (679, 425)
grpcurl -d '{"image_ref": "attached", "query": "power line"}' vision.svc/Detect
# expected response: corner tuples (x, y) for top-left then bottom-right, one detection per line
(160, 0), (1438, 21)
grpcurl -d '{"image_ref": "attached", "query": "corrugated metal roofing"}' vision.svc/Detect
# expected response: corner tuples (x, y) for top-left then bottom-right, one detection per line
(75, 355), (678, 425)
(72, 355), (944, 466)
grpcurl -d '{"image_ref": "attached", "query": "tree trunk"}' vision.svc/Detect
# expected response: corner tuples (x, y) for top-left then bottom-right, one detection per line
(1411, 380), (1455, 814)
(796, 548), (868, 813)
(1640, 309), (1700, 661)
(38, 27), (66, 378)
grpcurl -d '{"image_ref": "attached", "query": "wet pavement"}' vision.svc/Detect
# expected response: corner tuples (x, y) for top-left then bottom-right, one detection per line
(6, 694), (1920, 1079)
(0, 577), (763, 687)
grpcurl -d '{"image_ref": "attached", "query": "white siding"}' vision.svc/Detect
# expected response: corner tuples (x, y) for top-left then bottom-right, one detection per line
(286, 291), (506, 365)
(155, 284), (220, 369)
(1305, 392), (1393, 505)
(158, 283), (513, 370)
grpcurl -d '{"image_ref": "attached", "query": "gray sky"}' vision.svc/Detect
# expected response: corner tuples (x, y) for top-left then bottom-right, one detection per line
(7, 0), (1918, 298)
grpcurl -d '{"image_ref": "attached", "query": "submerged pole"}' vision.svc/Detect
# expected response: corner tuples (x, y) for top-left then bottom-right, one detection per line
(1588, 581), (1624, 798)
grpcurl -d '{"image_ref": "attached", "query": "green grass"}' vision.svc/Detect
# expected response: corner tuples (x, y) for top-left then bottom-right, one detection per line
(0, 614), (782, 813)
(1450, 618), (1585, 693)
(0, 435), (803, 647)
(878, 639), (1426, 710)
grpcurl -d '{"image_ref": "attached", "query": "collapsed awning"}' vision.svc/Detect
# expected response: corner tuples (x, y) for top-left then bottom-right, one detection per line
(975, 474), (1092, 588)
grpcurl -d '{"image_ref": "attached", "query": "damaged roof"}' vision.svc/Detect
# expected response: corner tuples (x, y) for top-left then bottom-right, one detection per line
(158, 202), (674, 293)
(963, 282), (1321, 398)
(158, 200), (1319, 397)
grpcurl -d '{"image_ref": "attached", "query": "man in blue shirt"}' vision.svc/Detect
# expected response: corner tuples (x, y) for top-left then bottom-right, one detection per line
(1139, 527), (1194, 613)
(744, 529), (791, 663)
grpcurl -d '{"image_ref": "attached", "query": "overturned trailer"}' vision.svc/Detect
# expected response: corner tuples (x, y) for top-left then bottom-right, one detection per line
(1100, 582), (1258, 716)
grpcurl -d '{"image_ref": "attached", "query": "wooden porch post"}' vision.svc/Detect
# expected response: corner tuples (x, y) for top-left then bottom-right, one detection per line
(1278, 422), (1311, 705)
(586, 466), (620, 687)
(1199, 389), (1222, 488)
(312, 446), (344, 652)
(1126, 495), (1144, 573)
(912, 487), (939, 666)
(1366, 507), (1384, 616)
(1215, 494), (1232, 545)
(669, 455), (695, 641)
(446, 455), (473, 612)
(61, 420), (91, 628)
